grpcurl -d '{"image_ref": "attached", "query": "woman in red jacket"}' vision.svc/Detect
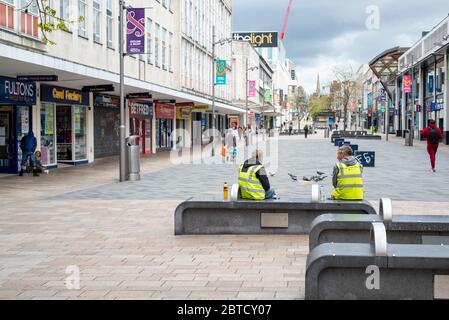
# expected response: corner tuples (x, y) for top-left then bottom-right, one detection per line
(420, 120), (443, 172)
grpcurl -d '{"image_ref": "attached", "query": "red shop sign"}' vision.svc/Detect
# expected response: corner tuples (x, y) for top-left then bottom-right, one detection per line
(155, 103), (175, 119)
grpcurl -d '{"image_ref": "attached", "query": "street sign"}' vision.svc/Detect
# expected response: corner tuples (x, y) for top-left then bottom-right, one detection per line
(16, 75), (58, 82)
(192, 105), (209, 110)
(215, 60), (227, 85)
(248, 80), (256, 97)
(355, 151), (375, 167)
(264, 89), (271, 102)
(175, 102), (194, 107)
(126, 92), (152, 99)
(82, 84), (115, 92)
(403, 75), (411, 93)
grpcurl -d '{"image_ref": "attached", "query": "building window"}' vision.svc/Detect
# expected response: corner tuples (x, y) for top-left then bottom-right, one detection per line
(0, 0), (15, 30)
(60, 0), (70, 21)
(106, 0), (113, 48)
(20, 0), (39, 37)
(78, 0), (87, 38)
(162, 0), (167, 8)
(155, 23), (160, 67)
(169, 32), (173, 72)
(162, 28), (167, 70)
(146, 18), (153, 64)
(93, 0), (101, 43)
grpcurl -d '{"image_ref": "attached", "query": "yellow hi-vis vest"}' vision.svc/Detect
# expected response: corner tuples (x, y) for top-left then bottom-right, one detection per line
(331, 161), (364, 200)
(238, 164), (266, 200)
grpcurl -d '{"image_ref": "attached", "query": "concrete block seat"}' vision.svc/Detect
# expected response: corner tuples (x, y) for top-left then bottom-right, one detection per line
(306, 223), (449, 300)
(309, 198), (449, 250)
(174, 192), (376, 235)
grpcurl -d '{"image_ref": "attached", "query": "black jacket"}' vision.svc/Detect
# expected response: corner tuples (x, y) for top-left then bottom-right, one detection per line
(241, 158), (270, 191)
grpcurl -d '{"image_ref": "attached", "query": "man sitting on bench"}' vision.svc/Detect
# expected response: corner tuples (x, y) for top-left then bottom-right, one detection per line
(331, 145), (364, 200)
(238, 149), (277, 200)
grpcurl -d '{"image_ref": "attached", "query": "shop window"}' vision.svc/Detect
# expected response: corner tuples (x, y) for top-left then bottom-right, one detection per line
(20, 0), (39, 38)
(40, 103), (56, 165)
(0, 0), (15, 30)
(74, 106), (87, 160)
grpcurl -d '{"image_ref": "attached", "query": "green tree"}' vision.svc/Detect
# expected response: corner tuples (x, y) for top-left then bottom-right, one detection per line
(24, 0), (84, 44)
(308, 95), (330, 118)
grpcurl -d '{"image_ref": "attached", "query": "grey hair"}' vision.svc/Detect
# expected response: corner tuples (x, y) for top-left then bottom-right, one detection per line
(338, 145), (353, 156)
(252, 149), (264, 162)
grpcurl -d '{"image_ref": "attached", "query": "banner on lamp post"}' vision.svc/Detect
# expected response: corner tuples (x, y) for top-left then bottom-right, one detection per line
(126, 8), (145, 54)
(403, 75), (411, 93)
(264, 89), (271, 102)
(216, 60), (227, 85)
(248, 80), (256, 97)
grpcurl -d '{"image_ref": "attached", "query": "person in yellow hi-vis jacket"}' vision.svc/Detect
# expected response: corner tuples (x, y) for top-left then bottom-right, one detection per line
(238, 149), (277, 200)
(331, 145), (364, 200)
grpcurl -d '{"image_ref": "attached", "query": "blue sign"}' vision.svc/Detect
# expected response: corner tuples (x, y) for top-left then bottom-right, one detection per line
(215, 60), (227, 85)
(41, 85), (89, 106)
(428, 75), (434, 93)
(355, 151), (375, 167)
(0, 76), (36, 106)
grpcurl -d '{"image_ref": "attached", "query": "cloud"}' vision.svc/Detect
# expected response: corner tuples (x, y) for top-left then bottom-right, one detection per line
(233, 0), (449, 94)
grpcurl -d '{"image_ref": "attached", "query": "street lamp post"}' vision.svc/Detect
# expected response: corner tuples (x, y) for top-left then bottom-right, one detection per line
(409, 55), (415, 146)
(211, 27), (232, 156)
(119, 0), (126, 182)
(245, 57), (258, 145)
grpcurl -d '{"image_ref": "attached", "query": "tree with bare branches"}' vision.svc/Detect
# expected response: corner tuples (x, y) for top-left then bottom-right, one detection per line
(333, 66), (361, 131)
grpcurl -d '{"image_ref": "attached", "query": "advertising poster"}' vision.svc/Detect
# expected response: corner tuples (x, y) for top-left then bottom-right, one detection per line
(216, 60), (227, 85)
(126, 8), (145, 54)
(248, 80), (256, 97)
(45, 106), (54, 135)
(403, 75), (411, 93)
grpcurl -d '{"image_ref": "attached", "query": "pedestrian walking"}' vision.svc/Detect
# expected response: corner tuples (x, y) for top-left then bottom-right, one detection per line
(289, 123), (293, 136)
(19, 131), (39, 176)
(304, 124), (309, 139)
(420, 119), (443, 172)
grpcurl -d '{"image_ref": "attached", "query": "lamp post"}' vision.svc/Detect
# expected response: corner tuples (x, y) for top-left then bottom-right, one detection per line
(245, 57), (258, 145)
(409, 55), (415, 146)
(211, 27), (232, 156)
(119, 0), (126, 182)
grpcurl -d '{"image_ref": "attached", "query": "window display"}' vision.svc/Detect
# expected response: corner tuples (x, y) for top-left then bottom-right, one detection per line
(40, 103), (56, 165)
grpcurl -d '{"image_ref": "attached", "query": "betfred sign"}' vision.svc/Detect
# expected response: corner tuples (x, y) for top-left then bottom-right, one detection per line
(129, 100), (153, 119)
(232, 32), (278, 47)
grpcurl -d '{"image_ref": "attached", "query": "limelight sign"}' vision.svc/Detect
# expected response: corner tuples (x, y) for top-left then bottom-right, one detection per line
(232, 32), (279, 48)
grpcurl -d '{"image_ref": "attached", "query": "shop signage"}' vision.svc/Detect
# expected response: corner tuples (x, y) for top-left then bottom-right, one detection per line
(264, 89), (271, 102)
(428, 75), (434, 93)
(16, 75), (58, 82)
(126, 8), (145, 54)
(232, 32), (279, 48)
(153, 99), (176, 104)
(0, 76), (36, 106)
(95, 94), (120, 107)
(175, 102), (194, 107)
(129, 100), (153, 119)
(248, 80), (256, 97)
(82, 84), (115, 92)
(126, 92), (152, 99)
(216, 60), (227, 85)
(176, 107), (191, 120)
(403, 75), (411, 93)
(41, 85), (89, 106)
(191, 105), (209, 110)
(155, 103), (175, 119)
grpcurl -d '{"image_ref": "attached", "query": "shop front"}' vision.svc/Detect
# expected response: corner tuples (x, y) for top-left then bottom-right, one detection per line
(129, 100), (153, 155)
(93, 94), (120, 158)
(40, 85), (89, 165)
(155, 103), (174, 150)
(176, 105), (192, 148)
(0, 76), (36, 173)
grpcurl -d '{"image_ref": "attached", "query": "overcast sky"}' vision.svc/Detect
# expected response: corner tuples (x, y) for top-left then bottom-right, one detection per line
(233, 0), (449, 94)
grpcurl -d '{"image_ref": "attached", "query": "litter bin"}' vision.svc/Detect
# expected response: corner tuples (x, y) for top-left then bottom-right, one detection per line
(126, 135), (140, 181)
(404, 129), (412, 146)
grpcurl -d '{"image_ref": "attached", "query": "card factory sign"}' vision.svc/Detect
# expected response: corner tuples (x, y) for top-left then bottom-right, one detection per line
(41, 85), (89, 106)
(232, 32), (279, 48)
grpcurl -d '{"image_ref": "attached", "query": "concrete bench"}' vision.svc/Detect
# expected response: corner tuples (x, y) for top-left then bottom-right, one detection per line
(309, 198), (449, 250)
(305, 222), (449, 300)
(174, 194), (376, 235)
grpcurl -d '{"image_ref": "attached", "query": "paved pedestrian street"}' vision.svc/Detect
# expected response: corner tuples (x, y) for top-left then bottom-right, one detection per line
(1, 133), (449, 300)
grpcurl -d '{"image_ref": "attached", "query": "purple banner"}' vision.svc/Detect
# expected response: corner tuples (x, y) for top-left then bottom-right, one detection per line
(126, 8), (145, 54)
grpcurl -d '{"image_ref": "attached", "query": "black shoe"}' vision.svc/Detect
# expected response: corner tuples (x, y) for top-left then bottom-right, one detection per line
(33, 170), (40, 177)
(19, 170), (23, 176)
